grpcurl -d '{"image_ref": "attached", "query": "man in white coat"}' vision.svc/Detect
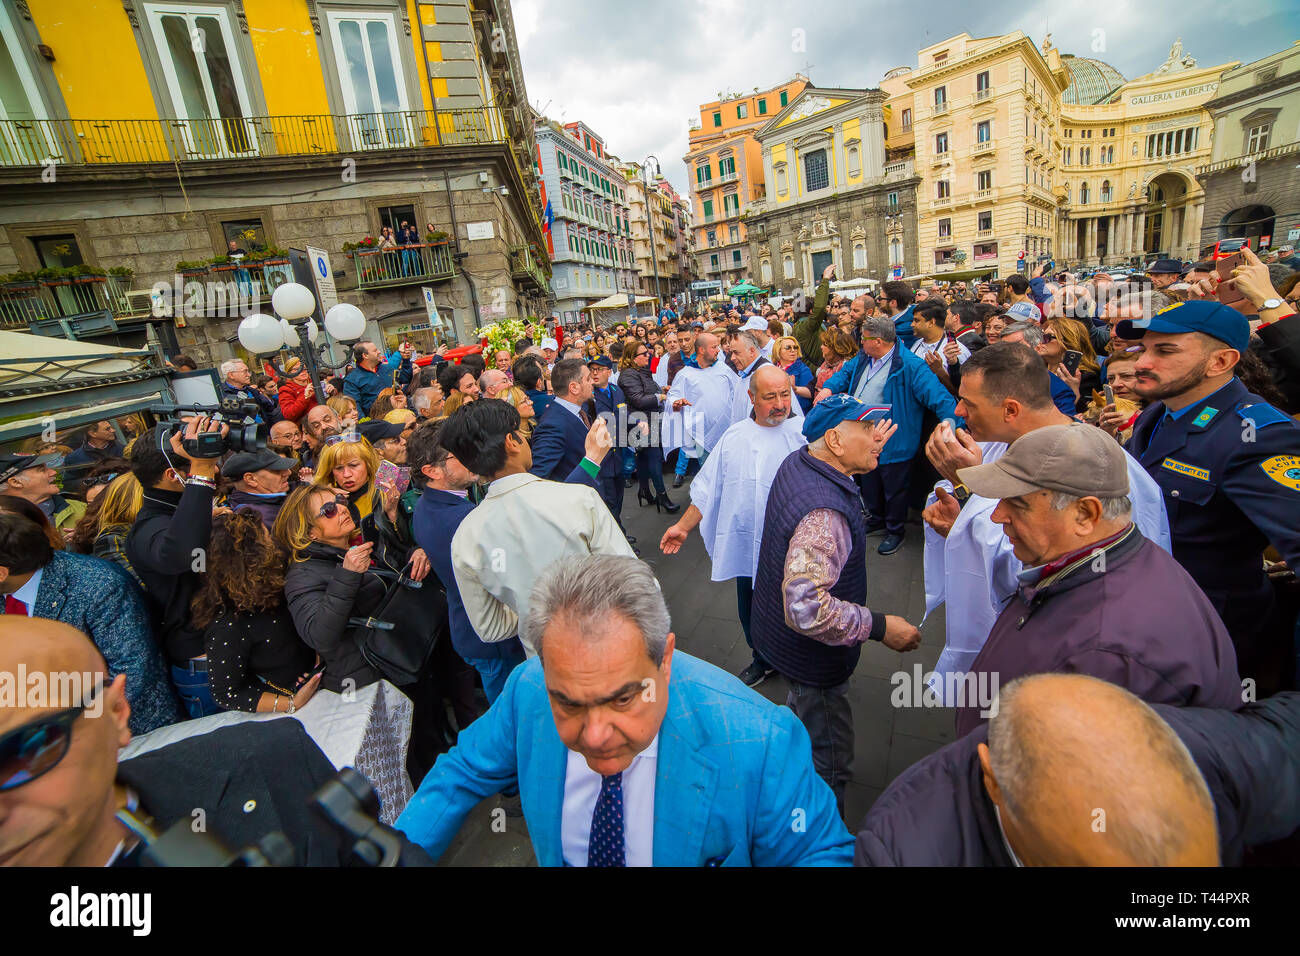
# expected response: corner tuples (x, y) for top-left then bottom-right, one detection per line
(920, 344), (1170, 702)
(660, 332), (735, 469)
(660, 365), (807, 687)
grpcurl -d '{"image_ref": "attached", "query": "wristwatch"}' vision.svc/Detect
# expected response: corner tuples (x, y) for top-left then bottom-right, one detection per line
(951, 483), (972, 507)
(1260, 297), (1284, 311)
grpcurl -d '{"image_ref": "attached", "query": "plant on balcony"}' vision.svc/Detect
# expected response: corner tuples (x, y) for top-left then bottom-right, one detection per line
(0, 271), (39, 290)
(342, 236), (378, 254)
(248, 246), (290, 264)
(952, 250), (968, 265)
(424, 230), (449, 243)
(175, 260), (210, 276)
(107, 266), (134, 280)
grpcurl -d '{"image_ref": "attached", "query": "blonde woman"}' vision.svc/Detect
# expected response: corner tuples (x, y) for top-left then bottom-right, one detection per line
(774, 335), (814, 414)
(326, 394), (359, 429)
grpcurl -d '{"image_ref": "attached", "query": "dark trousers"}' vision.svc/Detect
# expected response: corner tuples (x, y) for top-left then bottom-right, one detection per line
(636, 445), (666, 496)
(735, 576), (768, 668)
(786, 678), (854, 819)
(858, 460), (912, 536)
(599, 473), (626, 531)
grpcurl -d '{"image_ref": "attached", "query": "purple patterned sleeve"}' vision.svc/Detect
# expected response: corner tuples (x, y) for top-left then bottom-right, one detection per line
(782, 508), (875, 646)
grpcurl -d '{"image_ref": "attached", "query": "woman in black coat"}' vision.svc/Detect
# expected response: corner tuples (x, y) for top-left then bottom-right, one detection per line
(616, 337), (679, 513)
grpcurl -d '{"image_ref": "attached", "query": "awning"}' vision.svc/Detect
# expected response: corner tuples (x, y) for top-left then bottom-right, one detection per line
(586, 293), (659, 310)
(903, 267), (999, 282)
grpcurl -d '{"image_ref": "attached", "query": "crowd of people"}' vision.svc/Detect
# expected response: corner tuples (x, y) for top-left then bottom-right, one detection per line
(2, 241), (1299, 867)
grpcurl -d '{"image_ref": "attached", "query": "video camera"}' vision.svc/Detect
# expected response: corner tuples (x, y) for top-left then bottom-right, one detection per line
(151, 400), (267, 459)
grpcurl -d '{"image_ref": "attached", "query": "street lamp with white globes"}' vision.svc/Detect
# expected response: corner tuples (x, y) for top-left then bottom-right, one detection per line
(236, 282), (365, 403)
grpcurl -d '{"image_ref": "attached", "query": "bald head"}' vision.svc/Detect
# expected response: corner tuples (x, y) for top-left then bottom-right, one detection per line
(747, 364), (793, 426)
(748, 363), (787, 398)
(0, 617), (132, 867)
(479, 369), (508, 398)
(979, 674), (1218, 866)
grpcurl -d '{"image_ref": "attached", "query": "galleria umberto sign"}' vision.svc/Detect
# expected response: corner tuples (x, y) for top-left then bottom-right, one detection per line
(1130, 82), (1218, 106)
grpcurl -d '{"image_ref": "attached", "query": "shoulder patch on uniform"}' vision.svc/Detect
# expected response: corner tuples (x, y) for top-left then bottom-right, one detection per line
(1260, 455), (1300, 492)
(1236, 404), (1292, 429)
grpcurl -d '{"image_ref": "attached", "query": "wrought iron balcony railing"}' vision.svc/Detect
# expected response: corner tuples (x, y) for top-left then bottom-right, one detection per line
(348, 242), (456, 292)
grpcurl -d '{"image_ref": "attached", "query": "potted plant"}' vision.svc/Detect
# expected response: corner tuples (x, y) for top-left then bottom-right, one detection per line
(209, 254), (239, 274)
(254, 245), (290, 265)
(424, 230), (449, 244)
(176, 260), (209, 278)
(0, 270), (39, 291)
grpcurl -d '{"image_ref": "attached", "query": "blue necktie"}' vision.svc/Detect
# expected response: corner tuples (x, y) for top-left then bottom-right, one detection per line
(588, 772), (625, 867)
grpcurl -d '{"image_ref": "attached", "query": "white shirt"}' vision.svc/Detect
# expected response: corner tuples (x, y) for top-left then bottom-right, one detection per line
(922, 438), (1172, 702)
(553, 396), (584, 420)
(561, 735), (658, 866)
(8, 566), (43, 613)
(450, 472), (635, 656)
(689, 417), (807, 581)
(660, 361), (736, 454)
(911, 335), (970, 368)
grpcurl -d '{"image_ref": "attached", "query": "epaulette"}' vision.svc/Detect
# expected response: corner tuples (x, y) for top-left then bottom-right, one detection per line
(1236, 403), (1293, 429)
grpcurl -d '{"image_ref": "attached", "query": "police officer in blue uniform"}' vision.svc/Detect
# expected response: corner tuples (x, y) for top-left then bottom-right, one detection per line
(586, 355), (636, 554)
(1120, 300), (1300, 694)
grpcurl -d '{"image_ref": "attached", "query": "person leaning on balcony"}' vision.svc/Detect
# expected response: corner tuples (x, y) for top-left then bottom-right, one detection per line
(276, 357), (319, 424)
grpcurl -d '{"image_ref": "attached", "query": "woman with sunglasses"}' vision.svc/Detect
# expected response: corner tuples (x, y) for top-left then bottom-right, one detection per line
(192, 511), (320, 714)
(275, 483), (385, 694)
(276, 483), (443, 778)
(1042, 317), (1102, 415)
(617, 336), (680, 514)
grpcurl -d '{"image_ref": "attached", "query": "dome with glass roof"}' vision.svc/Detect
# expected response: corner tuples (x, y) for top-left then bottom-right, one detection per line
(1061, 55), (1127, 105)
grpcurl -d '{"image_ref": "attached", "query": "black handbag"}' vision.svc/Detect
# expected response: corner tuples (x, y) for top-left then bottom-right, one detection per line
(348, 562), (446, 685)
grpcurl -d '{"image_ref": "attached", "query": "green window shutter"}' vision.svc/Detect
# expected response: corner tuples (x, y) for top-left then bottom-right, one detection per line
(780, 91), (788, 106)
(712, 112), (721, 127)
(703, 199), (713, 217)
(758, 99), (767, 115)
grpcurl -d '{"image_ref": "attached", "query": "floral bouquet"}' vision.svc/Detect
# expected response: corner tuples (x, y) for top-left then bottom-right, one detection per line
(474, 316), (529, 354)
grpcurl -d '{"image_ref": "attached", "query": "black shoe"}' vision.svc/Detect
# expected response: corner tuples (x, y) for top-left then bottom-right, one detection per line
(624, 476), (637, 488)
(878, 533), (904, 556)
(738, 661), (774, 687)
(672, 474), (685, 488)
(637, 489), (655, 508)
(864, 521), (887, 536)
(656, 491), (681, 514)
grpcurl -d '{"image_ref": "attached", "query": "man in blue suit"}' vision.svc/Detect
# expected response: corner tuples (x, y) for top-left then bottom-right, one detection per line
(407, 422), (526, 704)
(529, 358), (608, 501)
(396, 554), (853, 866)
(815, 313), (959, 555)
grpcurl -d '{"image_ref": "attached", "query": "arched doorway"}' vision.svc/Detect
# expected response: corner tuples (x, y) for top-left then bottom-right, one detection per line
(1218, 205), (1275, 248)
(1143, 173), (1192, 258)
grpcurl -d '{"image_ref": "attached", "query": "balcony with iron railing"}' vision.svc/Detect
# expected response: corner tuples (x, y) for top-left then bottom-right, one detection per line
(347, 242), (456, 292)
(0, 106), (545, 235)
(510, 245), (551, 293)
(0, 272), (140, 331)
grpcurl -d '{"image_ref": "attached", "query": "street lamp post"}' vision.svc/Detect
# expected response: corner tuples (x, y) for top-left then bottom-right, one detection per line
(643, 155), (663, 316)
(238, 284), (367, 400)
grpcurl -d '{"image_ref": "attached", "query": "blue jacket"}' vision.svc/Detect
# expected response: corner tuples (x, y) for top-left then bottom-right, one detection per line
(396, 651), (853, 865)
(528, 402), (603, 496)
(25, 550), (182, 734)
(821, 345), (959, 463)
(590, 383), (627, 480)
(893, 304), (918, 349)
(526, 388), (554, 421)
(343, 353), (412, 413)
(411, 488), (525, 662)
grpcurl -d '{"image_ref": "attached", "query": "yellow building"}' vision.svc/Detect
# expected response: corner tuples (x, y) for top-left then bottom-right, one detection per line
(906, 31), (1069, 281)
(0, 0), (547, 357)
(685, 75), (807, 288)
(1057, 38), (1233, 267)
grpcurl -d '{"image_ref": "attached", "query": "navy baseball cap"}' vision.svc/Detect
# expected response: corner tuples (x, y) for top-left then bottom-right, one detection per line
(0, 452), (64, 484)
(357, 420), (406, 443)
(221, 449), (297, 479)
(587, 355), (614, 369)
(802, 395), (891, 442)
(1116, 299), (1250, 353)
(1146, 258), (1183, 275)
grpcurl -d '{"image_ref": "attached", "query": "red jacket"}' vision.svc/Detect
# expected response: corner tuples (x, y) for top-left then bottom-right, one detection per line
(277, 379), (318, 423)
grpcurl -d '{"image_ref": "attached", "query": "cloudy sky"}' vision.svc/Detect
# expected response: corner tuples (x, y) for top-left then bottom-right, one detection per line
(512, 0), (1294, 192)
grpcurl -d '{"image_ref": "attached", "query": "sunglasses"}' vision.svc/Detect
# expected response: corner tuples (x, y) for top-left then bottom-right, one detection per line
(84, 472), (120, 488)
(1041, 332), (1056, 343)
(323, 431), (360, 447)
(0, 695), (97, 791)
(317, 494), (350, 519)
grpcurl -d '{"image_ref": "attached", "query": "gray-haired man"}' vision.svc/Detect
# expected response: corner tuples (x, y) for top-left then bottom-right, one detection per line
(396, 554), (854, 866)
(952, 423), (1241, 737)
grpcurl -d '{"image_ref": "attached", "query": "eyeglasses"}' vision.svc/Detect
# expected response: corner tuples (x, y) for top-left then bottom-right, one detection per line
(0, 695), (97, 791)
(83, 472), (120, 488)
(1041, 332), (1056, 343)
(317, 494), (350, 519)
(324, 431), (360, 447)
